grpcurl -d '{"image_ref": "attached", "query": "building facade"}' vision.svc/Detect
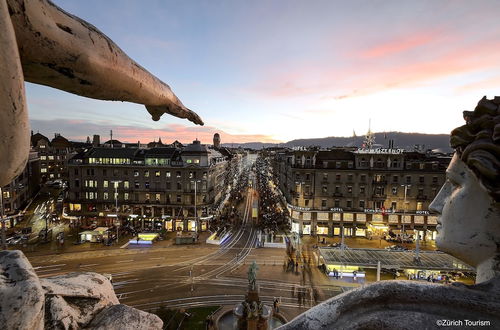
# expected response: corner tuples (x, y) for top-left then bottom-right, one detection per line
(31, 132), (77, 182)
(1, 149), (40, 228)
(272, 147), (451, 240)
(66, 140), (232, 231)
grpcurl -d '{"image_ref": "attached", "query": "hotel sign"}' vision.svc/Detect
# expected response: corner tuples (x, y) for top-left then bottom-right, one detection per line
(355, 148), (405, 154)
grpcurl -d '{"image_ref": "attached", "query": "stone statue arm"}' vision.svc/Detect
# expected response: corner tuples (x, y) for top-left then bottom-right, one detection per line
(7, 0), (203, 125)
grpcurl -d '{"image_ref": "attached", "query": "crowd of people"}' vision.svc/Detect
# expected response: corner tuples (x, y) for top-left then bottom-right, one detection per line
(254, 156), (290, 233)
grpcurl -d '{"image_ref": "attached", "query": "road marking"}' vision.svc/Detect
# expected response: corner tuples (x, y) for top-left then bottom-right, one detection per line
(150, 257), (164, 260)
(80, 263), (99, 267)
(120, 242), (130, 249)
(116, 259), (134, 263)
(33, 264), (66, 269)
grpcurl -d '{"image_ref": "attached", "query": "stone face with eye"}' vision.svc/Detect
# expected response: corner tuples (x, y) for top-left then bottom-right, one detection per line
(430, 154), (500, 270)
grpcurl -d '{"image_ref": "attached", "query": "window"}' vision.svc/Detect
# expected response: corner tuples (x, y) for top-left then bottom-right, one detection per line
(418, 188), (424, 196)
(346, 200), (352, 208)
(347, 186), (352, 193)
(155, 171), (160, 177)
(134, 170), (139, 177)
(392, 187), (398, 195)
(347, 174), (353, 182)
(134, 181), (140, 188)
(155, 193), (161, 202)
(124, 181), (129, 188)
(360, 175), (366, 182)
(103, 192), (109, 200)
(323, 173), (328, 181)
(40, 156), (47, 160)
(189, 171), (194, 179)
(295, 173), (301, 181)
(406, 176), (411, 184)
(113, 169), (119, 176)
(177, 182), (182, 190)
(166, 182), (171, 190)
(359, 200), (365, 208)
(335, 174), (341, 181)
(432, 176), (438, 184)
(103, 169), (107, 176)
(166, 171), (171, 178)
(359, 186), (365, 194)
(391, 201), (397, 210)
(392, 175), (398, 183)
(103, 180), (108, 188)
(417, 202), (423, 211)
(432, 188), (437, 197)
(406, 162), (412, 169)
(145, 193), (150, 201)
(48, 155), (54, 160)
(305, 173), (310, 181)
(322, 186), (328, 193)
(145, 182), (150, 189)
(176, 194), (181, 202)
(74, 169), (78, 175)
(304, 199), (309, 206)
(348, 161), (353, 169)
(75, 179), (79, 187)
(203, 172), (208, 179)
(334, 199), (340, 207)
(124, 193), (129, 200)
(419, 163), (425, 170)
(41, 168), (47, 173)
(176, 171), (181, 178)
(335, 186), (340, 193)
(419, 176), (424, 183)
(336, 161), (341, 168)
(321, 199), (327, 207)
(144, 170), (150, 177)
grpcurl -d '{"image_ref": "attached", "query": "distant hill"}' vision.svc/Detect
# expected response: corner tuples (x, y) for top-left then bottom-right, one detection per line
(221, 132), (452, 152)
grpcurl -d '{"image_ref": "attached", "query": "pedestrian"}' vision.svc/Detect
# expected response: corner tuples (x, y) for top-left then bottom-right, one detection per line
(353, 271), (357, 282)
(295, 261), (298, 270)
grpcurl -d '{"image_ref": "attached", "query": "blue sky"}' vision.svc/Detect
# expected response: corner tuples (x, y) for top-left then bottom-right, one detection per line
(27, 0), (500, 144)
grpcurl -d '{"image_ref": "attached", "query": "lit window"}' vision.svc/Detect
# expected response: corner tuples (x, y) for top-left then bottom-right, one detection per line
(103, 180), (108, 188)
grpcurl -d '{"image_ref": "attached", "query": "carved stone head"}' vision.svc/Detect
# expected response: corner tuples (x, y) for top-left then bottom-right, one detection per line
(430, 96), (500, 283)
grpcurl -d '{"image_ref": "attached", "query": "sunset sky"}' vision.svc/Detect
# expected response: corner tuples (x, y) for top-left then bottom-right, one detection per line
(28, 0), (500, 144)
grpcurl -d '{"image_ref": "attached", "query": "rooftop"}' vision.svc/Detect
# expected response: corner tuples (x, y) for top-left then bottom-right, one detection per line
(319, 247), (473, 272)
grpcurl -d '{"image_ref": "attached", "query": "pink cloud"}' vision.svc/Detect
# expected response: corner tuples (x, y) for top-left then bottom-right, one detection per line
(359, 32), (439, 58)
(30, 119), (281, 144)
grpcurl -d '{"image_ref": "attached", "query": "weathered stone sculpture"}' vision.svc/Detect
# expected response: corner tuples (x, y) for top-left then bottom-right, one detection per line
(0, 0), (204, 186)
(0, 250), (163, 329)
(277, 96), (500, 329)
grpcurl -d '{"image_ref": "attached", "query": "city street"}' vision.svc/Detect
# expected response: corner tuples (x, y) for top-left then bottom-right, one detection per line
(22, 181), (349, 322)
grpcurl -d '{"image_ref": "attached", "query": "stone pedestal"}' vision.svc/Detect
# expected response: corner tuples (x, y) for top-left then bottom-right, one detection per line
(234, 284), (271, 330)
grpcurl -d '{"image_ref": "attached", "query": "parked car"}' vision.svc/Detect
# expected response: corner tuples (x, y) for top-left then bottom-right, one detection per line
(385, 245), (408, 251)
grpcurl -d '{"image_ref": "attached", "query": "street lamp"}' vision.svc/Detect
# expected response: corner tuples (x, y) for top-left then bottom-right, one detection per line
(111, 180), (122, 241)
(401, 184), (411, 237)
(191, 179), (201, 236)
